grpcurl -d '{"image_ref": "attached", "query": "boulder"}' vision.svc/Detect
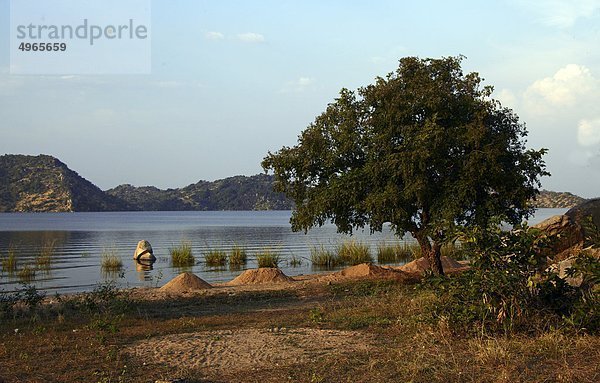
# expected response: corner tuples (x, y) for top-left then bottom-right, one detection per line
(566, 198), (600, 239)
(548, 257), (584, 287)
(134, 240), (156, 261)
(532, 215), (583, 258)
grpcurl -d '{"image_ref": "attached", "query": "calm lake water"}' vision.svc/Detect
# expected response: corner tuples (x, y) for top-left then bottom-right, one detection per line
(0, 209), (566, 294)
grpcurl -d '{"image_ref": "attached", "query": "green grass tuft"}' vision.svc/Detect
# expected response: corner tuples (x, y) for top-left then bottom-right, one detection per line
(336, 240), (372, 265)
(228, 246), (248, 266)
(36, 240), (56, 269)
(204, 249), (227, 267)
(289, 254), (303, 267)
(17, 265), (36, 282)
(170, 242), (195, 267)
(256, 249), (281, 268)
(377, 242), (421, 264)
(310, 245), (339, 268)
(1, 247), (18, 274)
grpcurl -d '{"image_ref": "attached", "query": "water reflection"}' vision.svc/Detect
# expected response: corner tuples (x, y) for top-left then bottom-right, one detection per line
(135, 259), (155, 281)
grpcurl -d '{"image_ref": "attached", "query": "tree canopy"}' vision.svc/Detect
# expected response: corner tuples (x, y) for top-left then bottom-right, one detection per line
(262, 56), (549, 274)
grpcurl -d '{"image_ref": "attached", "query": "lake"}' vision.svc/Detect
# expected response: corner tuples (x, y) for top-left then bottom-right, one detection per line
(0, 209), (566, 294)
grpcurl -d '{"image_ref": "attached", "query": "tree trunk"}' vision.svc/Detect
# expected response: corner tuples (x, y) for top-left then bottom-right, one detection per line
(413, 231), (444, 275)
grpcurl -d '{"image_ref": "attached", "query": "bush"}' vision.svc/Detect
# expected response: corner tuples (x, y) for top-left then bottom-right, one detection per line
(428, 221), (600, 335)
(428, 223), (566, 334)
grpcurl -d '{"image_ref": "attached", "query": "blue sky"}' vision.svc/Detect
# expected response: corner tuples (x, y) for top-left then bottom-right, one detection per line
(1, 0), (599, 197)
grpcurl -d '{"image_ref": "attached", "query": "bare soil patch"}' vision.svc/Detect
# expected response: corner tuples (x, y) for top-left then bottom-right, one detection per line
(126, 327), (374, 373)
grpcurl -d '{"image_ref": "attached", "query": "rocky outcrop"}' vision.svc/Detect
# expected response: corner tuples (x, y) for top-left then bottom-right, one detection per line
(106, 174), (292, 211)
(532, 190), (587, 208)
(566, 198), (600, 240)
(0, 154), (130, 212)
(533, 215), (584, 259)
(0, 154), (292, 212)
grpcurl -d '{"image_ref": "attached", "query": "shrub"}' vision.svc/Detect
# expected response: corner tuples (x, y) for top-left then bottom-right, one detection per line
(427, 223), (590, 334)
(170, 242), (195, 267)
(310, 245), (339, 268)
(204, 249), (227, 267)
(336, 241), (372, 265)
(256, 249), (280, 268)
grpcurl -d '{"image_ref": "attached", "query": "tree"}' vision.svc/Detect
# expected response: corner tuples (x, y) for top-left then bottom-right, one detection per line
(262, 56), (548, 275)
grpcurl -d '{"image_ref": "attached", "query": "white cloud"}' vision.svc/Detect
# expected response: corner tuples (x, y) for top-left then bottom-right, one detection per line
(523, 64), (596, 114)
(578, 118), (600, 146)
(205, 31), (224, 41)
(495, 88), (518, 109)
(280, 77), (315, 93)
(510, 0), (600, 28)
(237, 32), (265, 43)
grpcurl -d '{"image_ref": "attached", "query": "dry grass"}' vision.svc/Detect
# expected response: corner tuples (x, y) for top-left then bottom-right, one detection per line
(101, 250), (123, 271)
(0, 279), (598, 383)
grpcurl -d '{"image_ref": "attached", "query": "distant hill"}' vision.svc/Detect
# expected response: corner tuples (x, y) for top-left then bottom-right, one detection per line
(532, 190), (587, 209)
(0, 154), (588, 212)
(0, 154), (291, 212)
(0, 154), (129, 212)
(106, 174), (292, 211)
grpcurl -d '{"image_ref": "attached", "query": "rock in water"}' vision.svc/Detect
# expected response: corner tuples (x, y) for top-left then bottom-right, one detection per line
(134, 240), (156, 261)
(160, 272), (212, 292)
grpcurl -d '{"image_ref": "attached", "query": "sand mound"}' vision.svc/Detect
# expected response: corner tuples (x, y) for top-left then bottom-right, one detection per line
(317, 263), (414, 283)
(398, 256), (467, 274)
(228, 268), (293, 285)
(339, 263), (405, 278)
(160, 272), (212, 293)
